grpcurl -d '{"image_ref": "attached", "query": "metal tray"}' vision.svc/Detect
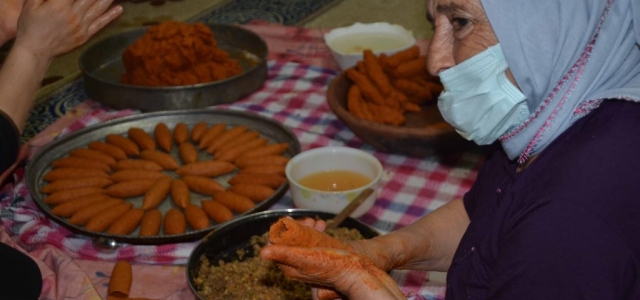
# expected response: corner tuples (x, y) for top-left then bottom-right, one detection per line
(79, 23), (268, 112)
(26, 109), (301, 245)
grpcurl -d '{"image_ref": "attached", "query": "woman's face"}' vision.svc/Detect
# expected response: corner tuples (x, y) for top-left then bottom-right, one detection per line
(425, 0), (500, 76)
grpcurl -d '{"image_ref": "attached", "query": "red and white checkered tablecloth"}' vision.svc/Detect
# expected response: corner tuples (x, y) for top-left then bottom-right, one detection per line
(0, 60), (483, 300)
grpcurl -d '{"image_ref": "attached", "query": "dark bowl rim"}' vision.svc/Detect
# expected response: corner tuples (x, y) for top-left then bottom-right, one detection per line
(185, 208), (381, 299)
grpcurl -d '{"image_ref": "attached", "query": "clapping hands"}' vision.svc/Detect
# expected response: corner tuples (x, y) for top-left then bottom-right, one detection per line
(12, 0), (123, 60)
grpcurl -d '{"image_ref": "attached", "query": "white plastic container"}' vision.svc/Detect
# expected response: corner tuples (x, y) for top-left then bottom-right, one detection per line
(324, 22), (416, 70)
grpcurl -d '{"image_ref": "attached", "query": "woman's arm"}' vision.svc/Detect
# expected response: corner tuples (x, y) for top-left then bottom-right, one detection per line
(355, 198), (470, 272)
(0, 0), (122, 132)
(260, 199), (470, 299)
(0, 37), (50, 132)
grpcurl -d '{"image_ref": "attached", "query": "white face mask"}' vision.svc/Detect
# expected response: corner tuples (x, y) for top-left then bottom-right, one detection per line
(437, 44), (530, 145)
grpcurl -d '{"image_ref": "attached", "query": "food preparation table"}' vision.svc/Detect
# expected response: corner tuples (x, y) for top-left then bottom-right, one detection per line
(0, 22), (482, 300)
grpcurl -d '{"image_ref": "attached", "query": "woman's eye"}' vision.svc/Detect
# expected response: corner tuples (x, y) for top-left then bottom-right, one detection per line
(451, 18), (470, 30)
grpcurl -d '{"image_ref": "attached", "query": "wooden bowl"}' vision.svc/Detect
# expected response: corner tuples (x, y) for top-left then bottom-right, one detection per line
(327, 72), (475, 157)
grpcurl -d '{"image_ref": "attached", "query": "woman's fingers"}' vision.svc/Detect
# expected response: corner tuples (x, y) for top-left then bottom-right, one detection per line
(22, 0), (42, 10)
(0, 0), (27, 42)
(261, 245), (405, 299)
(298, 217), (316, 228)
(315, 219), (326, 232)
(261, 245), (349, 281)
(297, 217), (327, 232)
(79, 0), (122, 38)
(87, 4), (123, 36)
(71, 0), (94, 15)
(15, 0), (122, 58)
(261, 245), (370, 283)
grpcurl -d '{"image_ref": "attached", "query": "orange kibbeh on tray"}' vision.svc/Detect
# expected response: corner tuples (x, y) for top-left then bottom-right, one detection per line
(121, 21), (243, 87)
(39, 122), (292, 239)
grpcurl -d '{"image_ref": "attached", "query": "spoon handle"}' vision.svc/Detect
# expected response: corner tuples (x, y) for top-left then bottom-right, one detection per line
(325, 188), (374, 230)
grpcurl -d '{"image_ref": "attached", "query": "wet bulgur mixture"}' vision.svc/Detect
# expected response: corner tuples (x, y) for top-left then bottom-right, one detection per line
(194, 227), (366, 300)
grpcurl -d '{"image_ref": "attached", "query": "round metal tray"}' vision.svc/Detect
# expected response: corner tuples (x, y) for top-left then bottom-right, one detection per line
(79, 23), (268, 112)
(26, 109), (301, 245)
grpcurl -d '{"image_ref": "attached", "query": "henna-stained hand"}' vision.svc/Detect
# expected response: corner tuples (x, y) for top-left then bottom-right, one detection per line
(261, 245), (406, 300)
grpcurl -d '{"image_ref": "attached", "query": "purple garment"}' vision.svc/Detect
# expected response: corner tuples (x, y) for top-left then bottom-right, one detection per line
(446, 100), (640, 299)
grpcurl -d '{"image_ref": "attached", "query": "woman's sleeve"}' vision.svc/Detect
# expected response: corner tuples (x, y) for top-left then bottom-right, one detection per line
(0, 110), (20, 174)
(483, 199), (638, 299)
(463, 144), (502, 218)
(484, 101), (640, 299)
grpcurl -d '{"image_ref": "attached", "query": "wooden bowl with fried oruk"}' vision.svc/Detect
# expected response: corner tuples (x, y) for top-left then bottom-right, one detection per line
(327, 72), (475, 157)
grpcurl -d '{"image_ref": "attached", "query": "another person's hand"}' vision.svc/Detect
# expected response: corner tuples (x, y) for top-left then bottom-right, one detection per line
(260, 245), (405, 300)
(0, 0), (122, 132)
(13, 0), (123, 61)
(297, 217), (327, 232)
(0, 0), (25, 44)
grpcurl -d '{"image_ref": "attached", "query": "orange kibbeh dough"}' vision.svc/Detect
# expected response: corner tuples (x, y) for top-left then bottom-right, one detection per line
(121, 21), (243, 87)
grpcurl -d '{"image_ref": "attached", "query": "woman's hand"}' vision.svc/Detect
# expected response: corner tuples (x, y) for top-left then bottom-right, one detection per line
(297, 217), (327, 232)
(13, 0), (123, 61)
(0, 0), (25, 44)
(0, 0), (122, 132)
(260, 245), (406, 300)
(293, 217), (393, 271)
(286, 198), (471, 285)
(284, 217), (396, 299)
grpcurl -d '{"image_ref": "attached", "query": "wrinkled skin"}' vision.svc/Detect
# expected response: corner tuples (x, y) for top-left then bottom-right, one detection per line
(425, 0), (519, 87)
(261, 244), (405, 299)
(262, 200), (471, 300)
(425, 0), (499, 75)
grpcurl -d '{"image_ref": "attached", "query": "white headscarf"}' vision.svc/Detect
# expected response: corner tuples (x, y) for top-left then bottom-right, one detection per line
(480, 0), (640, 163)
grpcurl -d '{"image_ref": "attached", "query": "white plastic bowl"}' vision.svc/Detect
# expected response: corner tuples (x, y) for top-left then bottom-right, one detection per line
(285, 146), (383, 218)
(324, 22), (416, 70)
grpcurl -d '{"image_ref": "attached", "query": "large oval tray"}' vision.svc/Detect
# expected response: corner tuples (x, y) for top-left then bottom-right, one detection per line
(79, 23), (268, 112)
(26, 109), (301, 245)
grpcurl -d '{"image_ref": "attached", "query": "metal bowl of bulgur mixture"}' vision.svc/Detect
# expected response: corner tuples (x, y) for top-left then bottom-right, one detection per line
(187, 209), (380, 300)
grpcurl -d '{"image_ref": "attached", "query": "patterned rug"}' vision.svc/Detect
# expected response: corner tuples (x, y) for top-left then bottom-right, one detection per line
(191, 0), (341, 25)
(21, 0), (342, 142)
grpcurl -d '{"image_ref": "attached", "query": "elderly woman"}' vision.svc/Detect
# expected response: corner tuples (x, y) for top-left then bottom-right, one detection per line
(261, 0), (640, 299)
